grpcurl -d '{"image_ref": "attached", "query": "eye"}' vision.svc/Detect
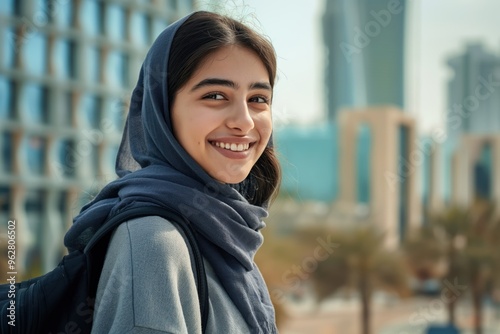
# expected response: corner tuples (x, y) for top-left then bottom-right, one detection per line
(203, 92), (226, 100)
(249, 96), (270, 104)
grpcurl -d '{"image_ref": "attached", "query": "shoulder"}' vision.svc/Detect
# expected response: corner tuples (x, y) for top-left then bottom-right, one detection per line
(108, 215), (194, 273)
(113, 216), (191, 254)
(95, 216), (202, 333)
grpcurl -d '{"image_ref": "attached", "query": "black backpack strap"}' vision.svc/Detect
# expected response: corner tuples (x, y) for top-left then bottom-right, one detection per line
(84, 206), (209, 333)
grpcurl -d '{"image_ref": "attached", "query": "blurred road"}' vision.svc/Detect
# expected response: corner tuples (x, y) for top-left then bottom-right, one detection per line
(279, 296), (500, 334)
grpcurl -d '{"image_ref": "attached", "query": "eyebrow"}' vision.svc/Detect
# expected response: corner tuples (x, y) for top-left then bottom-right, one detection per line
(190, 78), (272, 92)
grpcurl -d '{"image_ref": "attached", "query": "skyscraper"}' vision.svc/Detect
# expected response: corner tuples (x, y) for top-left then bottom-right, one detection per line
(323, 0), (406, 121)
(446, 43), (500, 141)
(0, 0), (195, 275)
(441, 43), (500, 205)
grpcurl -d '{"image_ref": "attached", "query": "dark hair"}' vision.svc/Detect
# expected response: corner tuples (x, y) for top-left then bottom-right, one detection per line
(168, 11), (281, 206)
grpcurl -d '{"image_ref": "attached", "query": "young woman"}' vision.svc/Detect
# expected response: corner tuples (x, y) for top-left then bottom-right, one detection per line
(64, 11), (281, 334)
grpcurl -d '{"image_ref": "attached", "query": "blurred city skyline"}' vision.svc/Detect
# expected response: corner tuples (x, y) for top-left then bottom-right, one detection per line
(231, 0), (500, 134)
(1, 2), (500, 332)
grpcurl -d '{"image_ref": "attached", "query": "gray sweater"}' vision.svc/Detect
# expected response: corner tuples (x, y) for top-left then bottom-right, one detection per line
(91, 216), (251, 333)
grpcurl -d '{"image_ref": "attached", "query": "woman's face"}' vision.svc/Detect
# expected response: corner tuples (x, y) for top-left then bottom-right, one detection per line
(171, 46), (273, 184)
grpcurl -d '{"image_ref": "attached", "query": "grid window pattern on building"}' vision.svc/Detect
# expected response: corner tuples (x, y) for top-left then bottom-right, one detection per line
(0, 0), (195, 277)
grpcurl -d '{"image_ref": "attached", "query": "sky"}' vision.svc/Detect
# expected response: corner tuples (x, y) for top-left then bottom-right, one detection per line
(209, 0), (500, 134)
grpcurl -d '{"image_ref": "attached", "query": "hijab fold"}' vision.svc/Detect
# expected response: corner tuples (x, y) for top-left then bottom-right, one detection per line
(64, 12), (277, 333)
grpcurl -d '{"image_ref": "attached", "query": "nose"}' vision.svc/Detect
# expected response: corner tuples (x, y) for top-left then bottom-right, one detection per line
(226, 100), (254, 133)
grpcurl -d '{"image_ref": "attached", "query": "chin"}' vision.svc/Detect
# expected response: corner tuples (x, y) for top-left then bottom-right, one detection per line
(210, 170), (250, 185)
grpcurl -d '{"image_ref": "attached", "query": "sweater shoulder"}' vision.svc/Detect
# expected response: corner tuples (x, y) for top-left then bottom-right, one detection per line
(93, 215), (202, 333)
(113, 215), (193, 262)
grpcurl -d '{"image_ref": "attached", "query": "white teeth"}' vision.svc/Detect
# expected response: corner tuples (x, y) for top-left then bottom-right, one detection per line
(212, 141), (250, 152)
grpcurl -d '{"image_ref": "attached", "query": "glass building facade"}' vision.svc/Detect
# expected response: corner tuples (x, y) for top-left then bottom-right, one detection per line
(0, 0), (196, 276)
(322, 0), (407, 121)
(397, 125), (409, 242)
(355, 124), (371, 204)
(474, 143), (493, 200)
(275, 123), (339, 202)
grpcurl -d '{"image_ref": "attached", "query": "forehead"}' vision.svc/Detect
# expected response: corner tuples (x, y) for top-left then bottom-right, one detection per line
(190, 46), (270, 83)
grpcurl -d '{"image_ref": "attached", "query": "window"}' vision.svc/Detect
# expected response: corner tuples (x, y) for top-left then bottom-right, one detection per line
(54, 90), (73, 127)
(33, 0), (50, 26)
(80, 0), (103, 36)
(1, 132), (13, 173)
(80, 94), (102, 128)
(106, 3), (126, 41)
(2, 26), (15, 68)
(106, 51), (129, 88)
(0, 0), (15, 15)
(24, 189), (44, 266)
(25, 189), (44, 213)
(23, 32), (47, 76)
(356, 124), (371, 205)
(58, 190), (68, 213)
(88, 144), (101, 178)
(474, 143), (493, 199)
(54, 0), (73, 27)
(398, 125), (410, 242)
(22, 83), (48, 123)
(131, 12), (151, 46)
(53, 139), (76, 178)
(22, 135), (46, 175)
(85, 46), (101, 83)
(0, 77), (13, 119)
(5, 29), (22, 62)
(55, 39), (76, 79)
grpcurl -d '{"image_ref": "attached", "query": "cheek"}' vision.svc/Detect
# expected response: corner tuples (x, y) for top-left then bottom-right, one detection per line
(257, 114), (273, 142)
(181, 114), (204, 136)
(173, 114), (199, 150)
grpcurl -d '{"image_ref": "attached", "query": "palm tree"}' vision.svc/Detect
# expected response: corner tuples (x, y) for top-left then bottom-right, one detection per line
(460, 200), (500, 334)
(403, 224), (447, 282)
(404, 206), (471, 325)
(297, 224), (410, 334)
(404, 201), (500, 334)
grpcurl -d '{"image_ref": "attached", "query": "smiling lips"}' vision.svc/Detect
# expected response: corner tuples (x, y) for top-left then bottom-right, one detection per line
(211, 141), (251, 152)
